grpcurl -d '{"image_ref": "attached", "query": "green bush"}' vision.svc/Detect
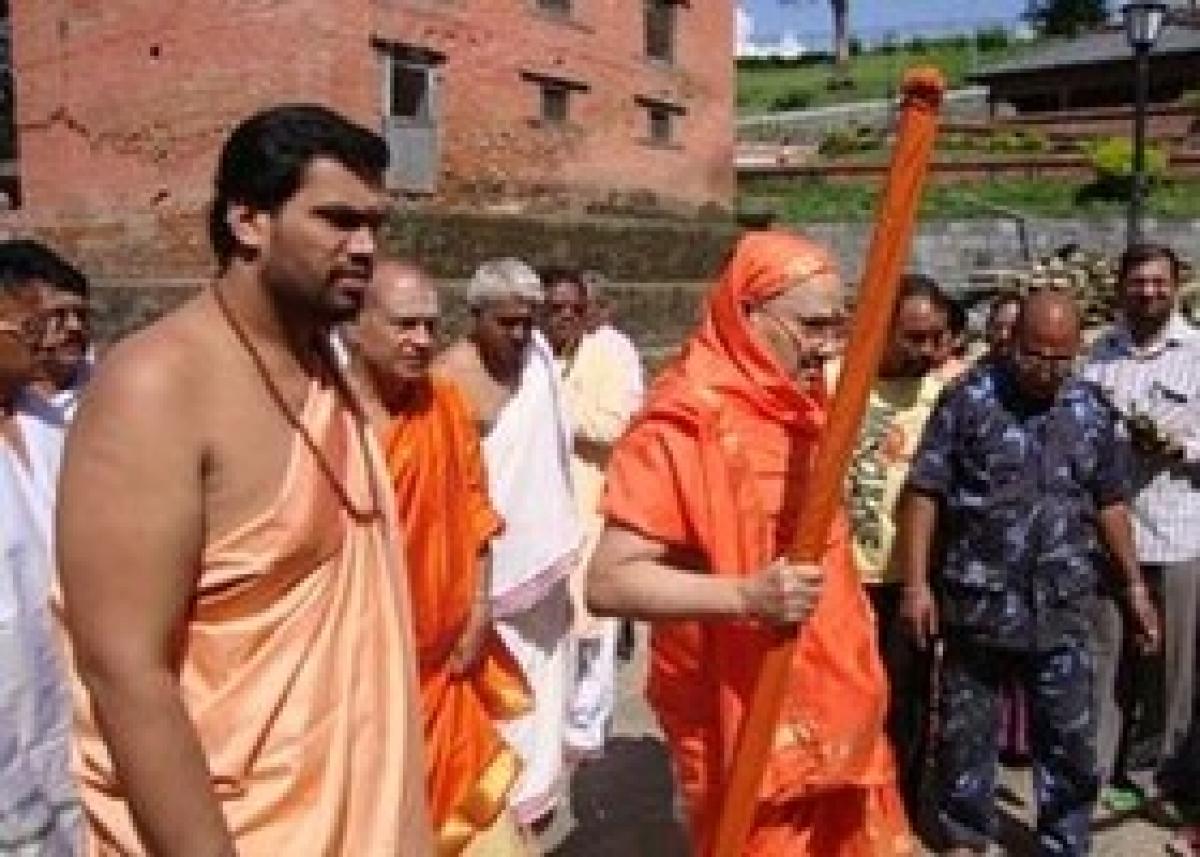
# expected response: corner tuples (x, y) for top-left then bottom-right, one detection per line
(1083, 137), (1169, 198)
(938, 132), (975, 151)
(1179, 90), (1200, 113)
(1013, 130), (1048, 153)
(906, 36), (929, 54)
(818, 124), (883, 157)
(1087, 137), (1168, 181)
(825, 74), (857, 92)
(983, 130), (1049, 154)
(769, 88), (814, 112)
(975, 27), (1011, 52)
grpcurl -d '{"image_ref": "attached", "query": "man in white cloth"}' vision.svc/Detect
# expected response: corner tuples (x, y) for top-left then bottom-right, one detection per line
(438, 259), (581, 830)
(540, 267), (644, 757)
(0, 251), (83, 855)
(4, 241), (93, 540)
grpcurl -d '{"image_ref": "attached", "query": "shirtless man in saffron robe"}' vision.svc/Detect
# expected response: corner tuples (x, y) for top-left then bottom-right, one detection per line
(55, 105), (432, 856)
(588, 231), (912, 855)
(349, 260), (530, 855)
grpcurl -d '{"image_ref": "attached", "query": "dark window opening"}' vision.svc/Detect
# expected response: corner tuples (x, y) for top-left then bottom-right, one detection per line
(1, 0), (19, 207)
(391, 63), (430, 121)
(636, 95), (684, 146)
(645, 0), (678, 63)
(522, 70), (588, 125)
(541, 85), (570, 123)
(648, 106), (673, 143)
(537, 0), (572, 15)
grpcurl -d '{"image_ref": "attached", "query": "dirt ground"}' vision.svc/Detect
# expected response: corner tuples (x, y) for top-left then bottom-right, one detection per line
(538, 626), (1176, 857)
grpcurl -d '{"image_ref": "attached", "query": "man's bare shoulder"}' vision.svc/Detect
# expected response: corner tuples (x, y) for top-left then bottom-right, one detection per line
(432, 338), (478, 377)
(77, 292), (221, 428)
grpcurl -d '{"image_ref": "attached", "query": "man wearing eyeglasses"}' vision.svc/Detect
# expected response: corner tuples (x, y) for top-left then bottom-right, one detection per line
(0, 240), (94, 414)
(539, 267), (644, 762)
(0, 256), (84, 854)
(1082, 243), (1200, 842)
(897, 289), (1159, 856)
(0, 241), (93, 532)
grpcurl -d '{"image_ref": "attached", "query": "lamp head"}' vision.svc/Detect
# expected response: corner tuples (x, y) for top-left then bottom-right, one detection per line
(1122, 2), (1168, 50)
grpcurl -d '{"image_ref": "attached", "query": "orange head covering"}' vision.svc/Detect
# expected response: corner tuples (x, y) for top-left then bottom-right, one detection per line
(668, 230), (839, 440)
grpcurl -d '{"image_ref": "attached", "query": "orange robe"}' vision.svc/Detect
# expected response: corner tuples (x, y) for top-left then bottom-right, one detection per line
(65, 379), (433, 855)
(384, 376), (530, 856)
(601, 232), (913, 856)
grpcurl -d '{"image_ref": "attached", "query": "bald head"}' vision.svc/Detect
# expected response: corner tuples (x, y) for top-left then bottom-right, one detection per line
(1011, 289), (1080, 402)
(1016, 289), (1081, 344)
(352, 260), (441, 406)
(367, 260), (439, 317)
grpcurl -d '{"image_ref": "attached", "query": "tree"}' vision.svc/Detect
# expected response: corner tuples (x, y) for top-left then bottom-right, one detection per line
(778, 0), (851, 66)
(830, 0), (850, 66)
(1023, 0), (1109, 37)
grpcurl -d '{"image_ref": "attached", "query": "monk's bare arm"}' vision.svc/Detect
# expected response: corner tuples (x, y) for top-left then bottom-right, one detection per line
(587, 524), (821, 626)
(57, 339), (235, 856)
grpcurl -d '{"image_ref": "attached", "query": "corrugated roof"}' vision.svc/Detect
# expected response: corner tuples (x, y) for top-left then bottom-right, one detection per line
(969, 25), (1200, 80)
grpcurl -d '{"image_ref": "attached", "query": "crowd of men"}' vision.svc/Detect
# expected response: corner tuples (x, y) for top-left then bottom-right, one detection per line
(0, 101), (1198, 857)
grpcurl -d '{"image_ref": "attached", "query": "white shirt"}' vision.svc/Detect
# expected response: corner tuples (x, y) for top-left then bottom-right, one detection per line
(1082, 313), (1200, 563)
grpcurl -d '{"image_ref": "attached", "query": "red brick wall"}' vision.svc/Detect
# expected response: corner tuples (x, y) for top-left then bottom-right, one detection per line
(10, 0), (377, 214)
(387, 0), (735, 213)
(10, 0), (733, 217)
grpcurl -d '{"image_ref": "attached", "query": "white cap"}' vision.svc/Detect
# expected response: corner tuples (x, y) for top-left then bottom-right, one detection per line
(466, 258), (543, 307)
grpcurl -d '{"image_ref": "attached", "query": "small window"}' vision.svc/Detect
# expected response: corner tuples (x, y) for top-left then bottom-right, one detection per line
(391, 64), (430, 121)
(645, 0), (678, 63)
(538, 0), (572, 15)
(522, 71), (588, 125)
(636, 96), (684, 146)
(648, 106), (673, 144)
(540, 85), (570, 123)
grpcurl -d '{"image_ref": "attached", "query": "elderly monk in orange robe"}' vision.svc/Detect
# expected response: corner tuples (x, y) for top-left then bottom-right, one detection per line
(350, 260), (531, 856)
(588, 231), (913, 856)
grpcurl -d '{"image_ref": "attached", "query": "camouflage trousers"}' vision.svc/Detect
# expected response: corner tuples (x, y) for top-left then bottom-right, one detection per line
(935, 633), (1098, 856)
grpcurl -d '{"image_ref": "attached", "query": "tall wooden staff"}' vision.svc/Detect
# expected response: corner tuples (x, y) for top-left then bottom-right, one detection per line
(711, 67), (946, 857)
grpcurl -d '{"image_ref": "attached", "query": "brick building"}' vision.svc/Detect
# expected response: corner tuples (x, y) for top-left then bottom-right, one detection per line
(4, 0), (735, 220)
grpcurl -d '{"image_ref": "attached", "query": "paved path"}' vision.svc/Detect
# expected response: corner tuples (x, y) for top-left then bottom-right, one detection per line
(540, 626), (1176, 856)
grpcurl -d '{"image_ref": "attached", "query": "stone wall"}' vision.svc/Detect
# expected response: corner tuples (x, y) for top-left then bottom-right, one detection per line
(802, 217), (1200, 291)
(37, 214), (1200, 356)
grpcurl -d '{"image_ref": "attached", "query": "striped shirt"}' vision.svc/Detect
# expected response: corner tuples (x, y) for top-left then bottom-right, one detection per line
(1082, 313), (1200, 563)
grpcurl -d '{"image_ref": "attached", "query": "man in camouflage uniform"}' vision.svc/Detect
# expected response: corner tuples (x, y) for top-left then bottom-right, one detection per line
(897, 290), (1160, 856)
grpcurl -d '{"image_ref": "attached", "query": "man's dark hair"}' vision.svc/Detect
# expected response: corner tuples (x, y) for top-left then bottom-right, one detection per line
(209, 103), (389, 266)
(897, 273), (955, 326)
(0, 239), (89, 298)
(1118, 242), (1181, 284)
(538, 266), (587, 297)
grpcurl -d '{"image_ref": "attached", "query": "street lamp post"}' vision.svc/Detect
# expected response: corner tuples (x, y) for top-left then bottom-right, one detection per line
(1122, 2), (1167, 246)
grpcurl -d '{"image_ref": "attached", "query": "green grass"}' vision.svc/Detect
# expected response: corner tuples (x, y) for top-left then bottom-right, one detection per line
(737, 41), (1039, 116)
(739, 177), (1200, 222)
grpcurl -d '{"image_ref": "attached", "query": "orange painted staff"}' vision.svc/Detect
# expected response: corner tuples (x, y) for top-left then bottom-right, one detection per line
(710, 67), (946, 857)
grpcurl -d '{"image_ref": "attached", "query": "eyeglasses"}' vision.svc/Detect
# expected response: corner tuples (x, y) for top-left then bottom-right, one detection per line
(0, 314), (49, 343)
(1016, 346), (1076, 373)
(757, 305), (844, 349)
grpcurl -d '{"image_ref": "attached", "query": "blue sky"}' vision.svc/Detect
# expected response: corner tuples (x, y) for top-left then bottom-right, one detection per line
(742, 0), (1030, 42)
